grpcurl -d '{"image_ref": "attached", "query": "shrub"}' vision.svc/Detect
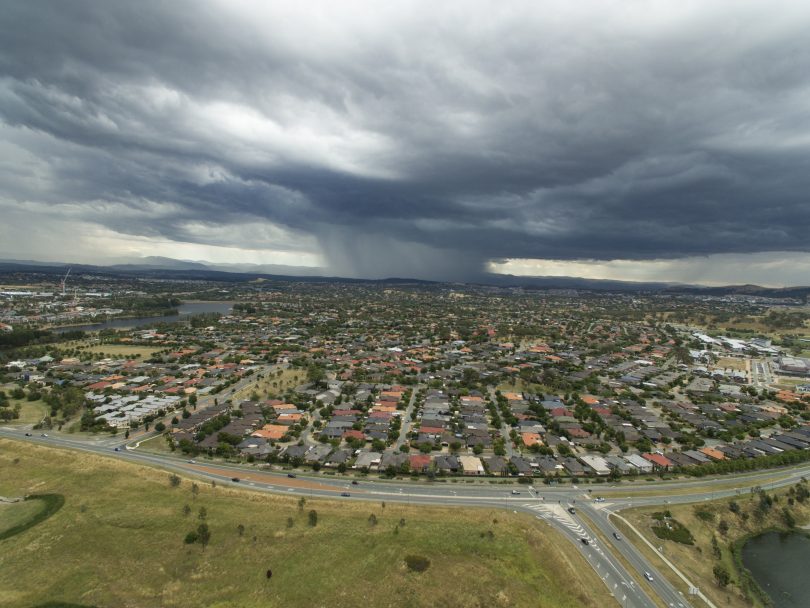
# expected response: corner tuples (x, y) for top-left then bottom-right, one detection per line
(782, 507), (796, 528)
(694, 508), (714, 522)
(651, 516), (694, 545)
(405, 555), (431, 572)
(713, 564), (730, 587)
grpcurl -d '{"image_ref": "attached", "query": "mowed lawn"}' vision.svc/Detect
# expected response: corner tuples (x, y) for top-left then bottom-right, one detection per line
(0, 439), (612, 608)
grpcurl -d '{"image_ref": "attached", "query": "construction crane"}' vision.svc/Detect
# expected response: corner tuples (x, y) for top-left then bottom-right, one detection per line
(60, 267), (71, 296)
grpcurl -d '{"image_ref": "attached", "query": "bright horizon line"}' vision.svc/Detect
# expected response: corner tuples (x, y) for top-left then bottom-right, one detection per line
(1, 253), (808, 289)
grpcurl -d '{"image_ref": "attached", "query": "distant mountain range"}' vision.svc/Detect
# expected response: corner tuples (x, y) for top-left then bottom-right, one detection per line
(0, 257), (807, 300)
(104, 256), (329, 277)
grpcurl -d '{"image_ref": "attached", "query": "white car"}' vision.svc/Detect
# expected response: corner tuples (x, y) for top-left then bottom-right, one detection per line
(644, 571), (654, 582)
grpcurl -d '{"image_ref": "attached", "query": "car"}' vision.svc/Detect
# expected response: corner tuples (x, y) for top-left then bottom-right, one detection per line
(580, 538), (589, 545)
(287, 473), (296, 478)
(644, 571), (654, 582)
(231, 477), (240, 482)
(351, 480), (359, 485)
(188, 459), (196, 464)
(40, 433), (48, 437)
(114, 447), (120, 452)
(340, 492), (350, 497)
(594, 497), (605, 502)
(613, 532), (622, 541)
(567, 507), (576, 514)
(511, 490), (521, 495)
(24, 432), (32, 436)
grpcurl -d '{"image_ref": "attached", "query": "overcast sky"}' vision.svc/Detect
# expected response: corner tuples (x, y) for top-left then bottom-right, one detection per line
(2, 1), (810, 285)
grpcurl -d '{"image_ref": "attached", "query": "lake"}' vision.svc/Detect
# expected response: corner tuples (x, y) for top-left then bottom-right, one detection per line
(53, 301), (234, 333)
(742, 530), (810, 608)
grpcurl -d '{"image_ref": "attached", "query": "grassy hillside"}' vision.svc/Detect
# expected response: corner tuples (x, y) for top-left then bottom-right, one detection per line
(0, 439), (613, 608)
(620, 483), (810, 608)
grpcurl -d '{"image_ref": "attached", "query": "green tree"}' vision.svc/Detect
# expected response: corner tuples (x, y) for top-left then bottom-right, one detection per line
(307, 364), (326, 388)
(308, 509), (318, 527)
(713, 564), (730, 587)
(197, 523), (211, 548)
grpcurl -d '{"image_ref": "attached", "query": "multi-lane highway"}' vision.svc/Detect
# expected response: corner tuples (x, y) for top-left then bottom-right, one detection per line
(3, 427), (809, 608)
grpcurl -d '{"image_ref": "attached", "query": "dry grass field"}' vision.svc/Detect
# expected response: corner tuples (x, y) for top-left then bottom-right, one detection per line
(0, 438), (614, 608)
(619, 484), (810, 608)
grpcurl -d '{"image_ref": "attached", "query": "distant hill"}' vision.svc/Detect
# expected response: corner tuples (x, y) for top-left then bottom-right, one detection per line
(0, 257), (807, 300)
(476, 273), (680, 292)
(108, 256), (211, 271)
(0, 260), (435, 286)
(663, 283), (810, 300)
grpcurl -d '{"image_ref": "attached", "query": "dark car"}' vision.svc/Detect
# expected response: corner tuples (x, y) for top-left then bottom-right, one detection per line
(351, 480), (359, 485)
(287, 473), (296, 478)
(231, 477), (240, 482)
(613, 532), (622, 541)
(25, 432), (32, 436)
(580, 538), (589, 545)
(340, 492), (350, 497)
(568, 507), (576, 514)
(114, 447), (120, 452)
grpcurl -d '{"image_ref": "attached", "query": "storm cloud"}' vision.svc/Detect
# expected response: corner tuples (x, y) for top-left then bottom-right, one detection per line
(2, 1), (810, 281)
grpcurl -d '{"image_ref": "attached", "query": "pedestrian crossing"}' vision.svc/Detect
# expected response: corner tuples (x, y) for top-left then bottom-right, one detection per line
(522, 502), (594, 542)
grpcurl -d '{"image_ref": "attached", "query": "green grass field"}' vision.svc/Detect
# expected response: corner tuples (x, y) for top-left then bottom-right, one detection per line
(0, 494), (64, 542)
(0, 439), (613, 608)
(13, 398), (50, 425)
(0, 500), (43, 535)
(0, 383), (50, 426)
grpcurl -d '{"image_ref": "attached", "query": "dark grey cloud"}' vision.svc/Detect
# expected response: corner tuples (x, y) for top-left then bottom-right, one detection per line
(2, 1), (810, 280)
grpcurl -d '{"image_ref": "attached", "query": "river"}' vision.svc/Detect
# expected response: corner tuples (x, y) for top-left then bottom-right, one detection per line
(742, 530), (810, 608)
(53, 301), (234, 333)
